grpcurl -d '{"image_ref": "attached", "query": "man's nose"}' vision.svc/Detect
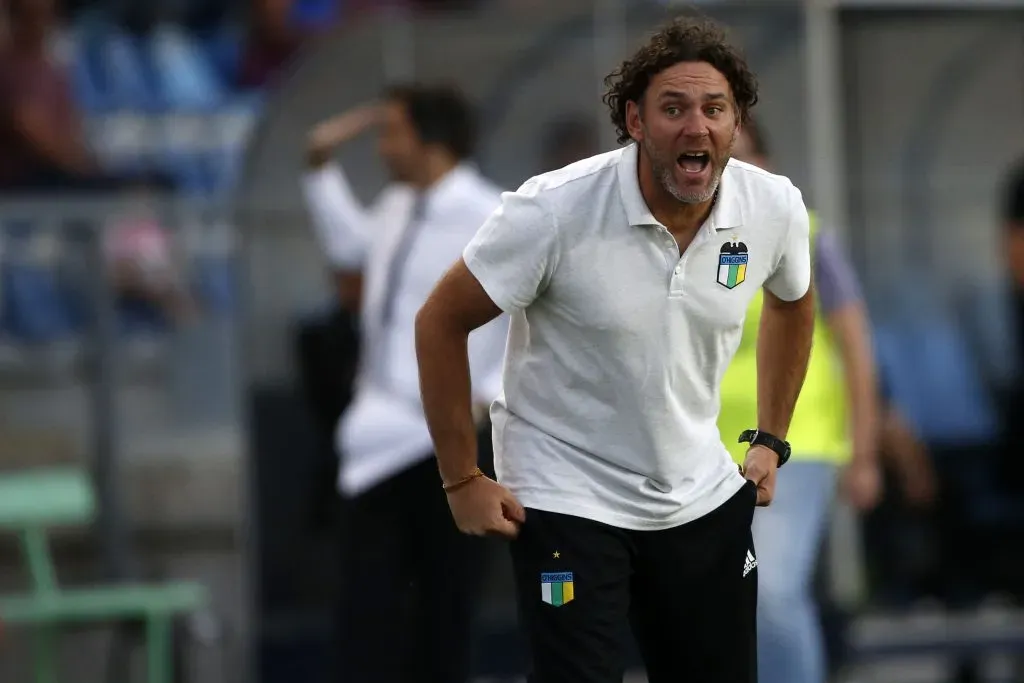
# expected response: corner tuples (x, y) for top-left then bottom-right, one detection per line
(679, 110), (710, 138)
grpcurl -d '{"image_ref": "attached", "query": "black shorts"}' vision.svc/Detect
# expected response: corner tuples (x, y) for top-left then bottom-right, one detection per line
(510, 480), (759, 683)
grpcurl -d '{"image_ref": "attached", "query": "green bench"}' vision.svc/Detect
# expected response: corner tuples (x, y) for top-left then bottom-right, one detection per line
(0, 467), (210, 683)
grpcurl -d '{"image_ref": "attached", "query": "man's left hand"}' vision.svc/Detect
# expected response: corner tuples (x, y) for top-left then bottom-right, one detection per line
(841, 457), (882, 511)
(741, 445), (779, 506)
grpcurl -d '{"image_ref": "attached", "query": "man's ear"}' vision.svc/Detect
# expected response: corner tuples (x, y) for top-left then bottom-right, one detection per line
(625, 100), (644, 143)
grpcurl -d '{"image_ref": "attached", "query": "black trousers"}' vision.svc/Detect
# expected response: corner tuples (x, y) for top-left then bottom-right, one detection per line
(335, 433), (494, 683)
(510, 480), (759, 683)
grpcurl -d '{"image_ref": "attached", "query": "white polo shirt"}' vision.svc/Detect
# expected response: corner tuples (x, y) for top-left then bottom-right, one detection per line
(463, 143), (811, 530)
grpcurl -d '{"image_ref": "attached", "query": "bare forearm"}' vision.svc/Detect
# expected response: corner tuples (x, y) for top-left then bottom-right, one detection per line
(757, 289), (815, 438)
(828, 303), (879, 462)
(415, 312), (480, 484)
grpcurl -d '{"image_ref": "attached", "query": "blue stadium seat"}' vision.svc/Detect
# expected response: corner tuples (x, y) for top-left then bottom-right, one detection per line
(66, 27), (109, 113)
(149, 24), (227, 110)
(67, 12), (120, 113)
(0, 229), (78, 343)
(203, 98), (263, 193)
(100, 29), (164, 111)
(200, 24), (244, 92)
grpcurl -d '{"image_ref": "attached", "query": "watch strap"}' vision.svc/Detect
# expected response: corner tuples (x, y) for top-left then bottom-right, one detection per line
(738, 429), (791, 468)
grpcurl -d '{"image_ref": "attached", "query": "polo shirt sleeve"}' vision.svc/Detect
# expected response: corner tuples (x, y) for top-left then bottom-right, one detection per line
(763, 183), (812, 302)
(814, 230), (864, 315)
(462, 180), (559, 312)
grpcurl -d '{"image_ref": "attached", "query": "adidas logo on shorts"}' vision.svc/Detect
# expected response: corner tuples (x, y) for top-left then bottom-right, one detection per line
(742, 549), (757, 578)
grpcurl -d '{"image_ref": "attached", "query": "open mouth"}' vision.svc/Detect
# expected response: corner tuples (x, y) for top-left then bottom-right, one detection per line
(677, 152), (710, 175)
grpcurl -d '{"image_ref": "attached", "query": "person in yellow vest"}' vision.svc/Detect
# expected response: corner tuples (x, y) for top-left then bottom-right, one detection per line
(719, 118), (882, 683)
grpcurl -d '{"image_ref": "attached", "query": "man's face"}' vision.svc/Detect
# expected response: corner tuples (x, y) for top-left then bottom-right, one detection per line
(626, 61), (739, 205)
(377, 100), (425, 183)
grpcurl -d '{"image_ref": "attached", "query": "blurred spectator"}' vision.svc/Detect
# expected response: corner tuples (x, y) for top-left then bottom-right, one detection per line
(0, 0), (99, 192)
(997, 156), (1024, 515)
(103, 173), (195, 329)
(862, 368), (939, 607)
(538, 114), (599, 172)
(877, 399), (937, 511)
(719, 116), (881, 683)
(302, 84), (508, 683)
(237, 0), (307, 90)
(1002, 157), (1024, 424)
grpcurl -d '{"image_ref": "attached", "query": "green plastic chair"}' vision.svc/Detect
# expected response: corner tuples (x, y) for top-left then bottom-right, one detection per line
(0, 467), (210, 683)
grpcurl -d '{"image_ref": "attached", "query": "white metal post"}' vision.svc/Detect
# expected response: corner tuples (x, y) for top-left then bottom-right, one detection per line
(804, 0), (868, 608)
(593, 0), (628, 150)
(804, 0), (849, 244)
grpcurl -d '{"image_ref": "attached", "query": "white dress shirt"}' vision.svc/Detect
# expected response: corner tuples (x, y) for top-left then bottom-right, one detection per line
(303, 161), (508, 496)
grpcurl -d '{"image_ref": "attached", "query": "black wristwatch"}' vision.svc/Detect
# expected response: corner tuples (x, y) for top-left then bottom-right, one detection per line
(738, 429), (791, 468)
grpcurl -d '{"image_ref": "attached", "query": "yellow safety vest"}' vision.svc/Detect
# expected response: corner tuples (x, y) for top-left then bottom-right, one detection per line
(717, 213), (850, 464)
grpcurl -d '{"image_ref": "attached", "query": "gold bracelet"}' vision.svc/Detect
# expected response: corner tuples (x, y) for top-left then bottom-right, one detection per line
(442, 467), (484, 492)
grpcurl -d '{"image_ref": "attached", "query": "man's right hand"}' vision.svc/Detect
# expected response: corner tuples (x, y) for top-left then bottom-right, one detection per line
(446, 476), (526, 540)
(306, 104), (383, 167)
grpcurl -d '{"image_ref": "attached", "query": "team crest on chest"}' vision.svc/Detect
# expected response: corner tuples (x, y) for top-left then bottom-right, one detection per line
(717, 238), (748, 290)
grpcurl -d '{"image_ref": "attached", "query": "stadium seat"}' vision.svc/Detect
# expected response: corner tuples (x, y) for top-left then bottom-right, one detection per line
(100, 28), (164, 111)
(204, 98), (263, 193)
(0, 230), (78, 344)
(65, 26), (109, 113)
(200, 23), (244, 92)
(149, 23), (227, 110)
(0, 467), (209, 683)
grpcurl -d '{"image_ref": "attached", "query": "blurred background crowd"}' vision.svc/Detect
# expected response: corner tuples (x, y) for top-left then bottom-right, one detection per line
(0, 0), (1022, 682)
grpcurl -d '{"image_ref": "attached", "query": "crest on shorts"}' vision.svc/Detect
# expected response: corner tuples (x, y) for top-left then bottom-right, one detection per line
(717, 239), (748, 289)
(540, 572), (574, 607)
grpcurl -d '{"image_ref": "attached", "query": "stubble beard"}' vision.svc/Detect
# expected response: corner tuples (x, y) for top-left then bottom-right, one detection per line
(642, 129), (735, 205)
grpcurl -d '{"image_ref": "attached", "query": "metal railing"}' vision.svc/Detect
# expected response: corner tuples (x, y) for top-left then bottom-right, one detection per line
(0, 196), (241, 579)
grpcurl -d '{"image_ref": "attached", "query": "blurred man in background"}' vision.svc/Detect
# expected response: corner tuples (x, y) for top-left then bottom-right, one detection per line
(717, 117), (882, 683)
(537, 114), (599, 172)
(104, 173), (196, 329)
(861, 362), (937, 608)
(302, 84), (508, 683)
(1002, 156), (1024, 487)
(0, 0), (97, 192)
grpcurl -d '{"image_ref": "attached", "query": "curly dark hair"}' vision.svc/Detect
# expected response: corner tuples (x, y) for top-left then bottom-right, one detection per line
(603, 16), (759, 145)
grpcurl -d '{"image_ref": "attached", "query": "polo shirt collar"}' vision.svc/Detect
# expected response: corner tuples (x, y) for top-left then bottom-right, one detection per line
(616, 143), (744, 232)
